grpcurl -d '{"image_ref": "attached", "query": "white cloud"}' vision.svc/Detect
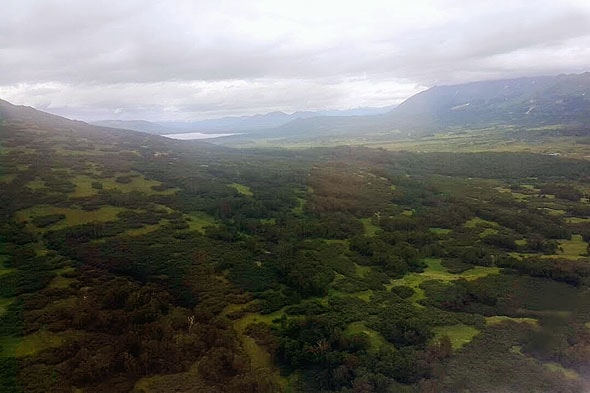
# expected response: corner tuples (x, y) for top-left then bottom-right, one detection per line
(1, 0), (589, 120)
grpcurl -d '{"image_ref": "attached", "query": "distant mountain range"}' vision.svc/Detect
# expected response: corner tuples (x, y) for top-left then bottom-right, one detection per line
(90, 106), (396, 135)
(3, 72), (590, 144)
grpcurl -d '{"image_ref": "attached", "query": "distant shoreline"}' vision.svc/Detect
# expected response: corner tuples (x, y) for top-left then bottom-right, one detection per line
(162, 132), (242, 140)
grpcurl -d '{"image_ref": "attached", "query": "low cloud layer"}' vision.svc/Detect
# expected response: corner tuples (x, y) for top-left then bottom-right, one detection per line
(2, 0), (590, 121)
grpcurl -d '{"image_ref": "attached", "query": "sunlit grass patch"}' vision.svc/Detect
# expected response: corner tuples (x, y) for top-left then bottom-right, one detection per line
(0, 174), (16, 184)
(432, 324), (480, 350)
(71, 172), (178, 197)
(16, 205), (124, 230)
(345, 321), (388, 351)
(47, 267), (76, 289)
(184, 212), (216, 233)
(429, 227), (451, 235)
(25, 178), (46, 191)
(387, 258), (500, 304)
(124, 223), (163, 237)
(0, 331), (64, 358)
(565, 217), (590, 224)
(354, 263), (372, 278)
(360, 218), (380, 236)
(464, 217), (500, 228)
(485, 315), (538, 326)
(0, 297), (14, 317)
(553, 234), (588, 259)
(544, 362), (581, 380)
(230, 182), (254, 196)
(0, 255), (14, 277)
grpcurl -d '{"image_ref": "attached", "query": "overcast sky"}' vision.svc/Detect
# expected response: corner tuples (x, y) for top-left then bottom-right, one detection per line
(1, 0), (590, 121)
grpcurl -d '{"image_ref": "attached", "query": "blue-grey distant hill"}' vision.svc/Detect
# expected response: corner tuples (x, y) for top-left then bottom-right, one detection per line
(90, 106), (395, 135)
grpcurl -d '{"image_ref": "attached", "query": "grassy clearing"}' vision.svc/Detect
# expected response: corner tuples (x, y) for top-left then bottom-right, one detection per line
(432, 324), (480, 350)
(25, 178), (46, 191)
(184, 212), (216, 233)
(464, 217), (500, 228)
(124, 223), (163, 237)
(387, 258), (500, 304)
(542, 235), (589, 260)
(429, 227), (451, 235)
(230, 183), (254, 196)
(16, 205), (124, 230)
(71, 173), (178, 197)
(355, 263), (373, 278)
(0, 255), (14, 277)
(485, 315), (538, 326)
(565, 217), (590, 224)
(0, 331), (65, 357)
(48, 267), (76, 289)
(360, 218), (380, 236)
(0, 297), (14, 317)
(292, 197), (305, 215)
(494, 187), (531, 201)
(544, 362), (581, 380)
(345, 321), (388, 351)
(0, 174), (16, 184)
(479, 228), (499, 238)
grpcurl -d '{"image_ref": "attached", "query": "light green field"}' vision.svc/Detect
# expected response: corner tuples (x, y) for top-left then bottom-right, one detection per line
(0, 331), (65, 357)
(70, 173), (178, 198)
(0, 297), (14, 317)
(47, 267), (76, 289)
(432, 324), (480, 349)
(387, 258), (500, 303)
(0, 174), (16, 184)
(544, 362), (581, 380)
(360, 218), (380, 236)
(485, 315), (538, 326)
(479, 228), (499, 238)
(230, 183), (254, 196)
(16, 205), (124, 230)
(494, 187), (530, 201)
(184, 212), (216, 233)
(554, 235), (588, 259)
(565, 217), (590, 224)
(292, 197), (305, 215)
(540, 208), (567, 216)
(0, 255), (14, 277)
(464, 217), (500, 228)
(124, 223), (163, 237)
(354, 263), (373, 278)
(345, 321), (388, 351)
(25, 178), (46, 191)
(429, 227), (452, 235)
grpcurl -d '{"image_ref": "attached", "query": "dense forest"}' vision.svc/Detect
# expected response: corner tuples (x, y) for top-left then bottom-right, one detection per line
(2, 106), (590, 393)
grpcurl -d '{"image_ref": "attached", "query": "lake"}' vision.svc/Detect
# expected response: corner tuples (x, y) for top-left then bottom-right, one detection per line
(162, 132), (240, 140)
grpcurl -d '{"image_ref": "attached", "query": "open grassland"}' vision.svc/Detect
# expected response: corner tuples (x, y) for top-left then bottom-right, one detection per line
(0, 297), (14, 317)
(464, 217), (500, 228)
(70, 173), (178, 197)
(0, 255), (14, 277)
(387, 258), (500, 303)
(345, 321), (388, 351)
(485, 315), (538, 327)
(184, 212), (217, 233)
(360, 218), (380, 236)
(432, 324), (480, 350)
(15, 205), (125, 230)
(557, 234), (588, 258)
(230, 182), (254, 196)
(0, 331), (70, 358)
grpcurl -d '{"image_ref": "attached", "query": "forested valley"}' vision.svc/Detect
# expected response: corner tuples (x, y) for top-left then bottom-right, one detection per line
(2, 104), (590, 393)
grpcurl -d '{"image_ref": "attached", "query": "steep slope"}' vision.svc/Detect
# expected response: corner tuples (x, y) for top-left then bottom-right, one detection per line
(389, 72), (590, 130)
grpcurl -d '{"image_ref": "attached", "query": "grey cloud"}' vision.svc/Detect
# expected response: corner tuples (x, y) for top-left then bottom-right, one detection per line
(1, 0), (589, 120)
